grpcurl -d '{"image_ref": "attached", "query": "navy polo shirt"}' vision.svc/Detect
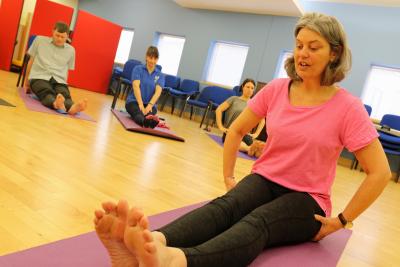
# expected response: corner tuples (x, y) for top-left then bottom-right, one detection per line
(126, 64), (165, 104)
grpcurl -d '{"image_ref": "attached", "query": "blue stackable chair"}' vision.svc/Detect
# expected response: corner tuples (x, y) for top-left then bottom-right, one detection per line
(163, 79), (200, 115)
(182, 86), (235, 128)
(378, 114), (400, 182)
(232, 85), (241, 96)
(160, 74), (181, 112)
(202, 86), (236, 128)
(111, 59), (141, 109)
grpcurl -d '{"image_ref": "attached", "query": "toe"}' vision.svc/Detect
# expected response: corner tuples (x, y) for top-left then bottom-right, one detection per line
(142, 230), (153, 242)
(144, 242), (157, 254)
(127, 207), (144, 227)
(96, 214), (113, 233)
(102, 201), (117, 215)
(116, 199), (129, 221)
(139, 215), (149, 230)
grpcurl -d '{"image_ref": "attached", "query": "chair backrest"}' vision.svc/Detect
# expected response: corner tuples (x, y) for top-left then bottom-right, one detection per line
(208, 86), (236, 105)
(232, 85), (241, 96)
(198, 86), (235, 105)
(28, 35), (37, 49)
(381, 114), (400, 131)
(121, 59), (141, 80)
(180, 79), (199, 93)
(364, 104), (372, 116)
(164, 74), (181, 89)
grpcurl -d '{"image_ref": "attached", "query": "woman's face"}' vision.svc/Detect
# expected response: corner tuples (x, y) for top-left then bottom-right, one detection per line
(242, 82), (255, 98)
(146, 56), (158, 70)
(294, 27), (336, 82)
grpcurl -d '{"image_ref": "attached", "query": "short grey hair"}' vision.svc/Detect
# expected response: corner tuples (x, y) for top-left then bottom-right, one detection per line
(285, 12), (351, 86)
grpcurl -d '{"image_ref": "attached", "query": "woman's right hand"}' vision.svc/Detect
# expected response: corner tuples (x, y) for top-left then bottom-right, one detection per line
(224, 176), (237, 191)
(24, 82), (31, 94)
(248, 140), (265, 158)
(143, 105), (152, 115)
(139, 104), (146, 114)
(220, 127), (228, 134)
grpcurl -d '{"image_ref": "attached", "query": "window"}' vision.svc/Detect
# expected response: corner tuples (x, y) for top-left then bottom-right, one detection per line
(204, 41), (249, 87)
(274, 50), (293, 78)
(361, 64), (400, 120)
(155, 33), (185, 76)
(114, 29), (134, 64)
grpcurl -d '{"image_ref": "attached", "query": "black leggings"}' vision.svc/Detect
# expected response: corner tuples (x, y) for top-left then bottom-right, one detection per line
(158, 174), (325, 267)
(222, 132), (253, 146)
(125, 101), (156, 126)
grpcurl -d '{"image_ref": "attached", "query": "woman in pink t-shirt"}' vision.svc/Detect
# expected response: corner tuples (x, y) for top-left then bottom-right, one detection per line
(94, 13), (391, 267)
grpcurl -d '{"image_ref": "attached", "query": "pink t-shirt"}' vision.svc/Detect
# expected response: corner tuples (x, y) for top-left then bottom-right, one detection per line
(248, 78), (378, 216)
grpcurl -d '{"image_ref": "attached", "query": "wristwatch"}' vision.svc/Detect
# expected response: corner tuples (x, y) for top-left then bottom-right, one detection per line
(338, 213), (353, 229)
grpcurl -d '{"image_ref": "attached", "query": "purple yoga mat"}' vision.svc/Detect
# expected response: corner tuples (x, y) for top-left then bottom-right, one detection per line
(112, 109), (185, 142)
(207, 133), (257, 161)
(0, 201), (351, 267)
(18, 87), (95, 122)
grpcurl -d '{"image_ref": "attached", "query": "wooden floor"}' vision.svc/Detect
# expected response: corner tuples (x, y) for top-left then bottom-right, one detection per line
(0, 70), (399, 266)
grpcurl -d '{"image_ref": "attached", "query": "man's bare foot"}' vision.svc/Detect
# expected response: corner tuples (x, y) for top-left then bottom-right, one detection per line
(124, 207), (187, 267)
(94, 200), (138, 267)
(68, 99), (87, 115)
(53, 94), (66, 111)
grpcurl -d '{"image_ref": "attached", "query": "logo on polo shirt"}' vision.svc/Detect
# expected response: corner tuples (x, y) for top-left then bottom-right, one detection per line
(155, 76), (160, 83)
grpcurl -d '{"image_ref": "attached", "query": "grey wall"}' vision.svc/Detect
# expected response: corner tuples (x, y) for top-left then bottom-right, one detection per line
(299, 1), (400, 96)
(79, 0), (400, 97)
(78, 0), (297, 86)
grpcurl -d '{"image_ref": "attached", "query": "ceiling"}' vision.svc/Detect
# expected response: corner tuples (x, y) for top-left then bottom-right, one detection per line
(174, 0), (400, 17)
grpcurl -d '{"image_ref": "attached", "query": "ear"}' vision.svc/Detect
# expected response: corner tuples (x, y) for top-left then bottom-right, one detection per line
(330, 51), (337, 63)
(330, 45), (342, 63)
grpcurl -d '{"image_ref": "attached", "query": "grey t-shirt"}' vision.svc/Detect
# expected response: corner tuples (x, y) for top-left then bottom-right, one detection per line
(28, 36), (75, 84)
(223, 96), (248, 128)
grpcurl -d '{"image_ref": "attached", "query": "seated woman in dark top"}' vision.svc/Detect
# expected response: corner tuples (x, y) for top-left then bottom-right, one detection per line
(216, 78), (265, 152)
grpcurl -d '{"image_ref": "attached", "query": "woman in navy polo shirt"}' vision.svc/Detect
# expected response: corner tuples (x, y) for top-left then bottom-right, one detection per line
(125, 46), (165, 128)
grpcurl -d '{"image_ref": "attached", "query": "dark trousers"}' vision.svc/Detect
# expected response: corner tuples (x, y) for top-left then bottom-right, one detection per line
(159, 174), (325, 267)
(222, 132), (254, 146)
(125, 101), (157, 126)
(30, 77), (74, 111)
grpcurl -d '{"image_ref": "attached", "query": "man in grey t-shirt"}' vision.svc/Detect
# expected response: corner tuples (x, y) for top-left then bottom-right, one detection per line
(24, 21), (87, 115)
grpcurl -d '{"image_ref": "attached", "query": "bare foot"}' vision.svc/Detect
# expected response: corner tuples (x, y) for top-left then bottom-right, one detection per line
(124, 207), (187, 267)
(53, 94), (66, 111)
(68, 98), (87, 115)
(94, 200), (138, 267)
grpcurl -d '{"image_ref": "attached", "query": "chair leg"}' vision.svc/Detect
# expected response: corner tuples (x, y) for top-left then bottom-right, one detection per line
(180, 100), (187, 117)
(350, 156), (358, 170)
(396, 160), (400, 183)
(171, 97), (175, 114)
(111, 79), (122, 109)
(200, 106), (210, 128)
(190, 106), (193, 120)
(160, 93), (169, 111)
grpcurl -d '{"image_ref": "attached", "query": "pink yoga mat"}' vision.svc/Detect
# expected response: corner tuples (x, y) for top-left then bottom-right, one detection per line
(207, 133), (257, 161)
(0, 201), (351, 267)
(18, 87), (95, 122)
(112, 109), (185, 142)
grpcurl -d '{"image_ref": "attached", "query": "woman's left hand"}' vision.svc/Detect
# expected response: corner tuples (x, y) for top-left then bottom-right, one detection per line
(144, 105), (153, 115)
(312, 215), (343, 241)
